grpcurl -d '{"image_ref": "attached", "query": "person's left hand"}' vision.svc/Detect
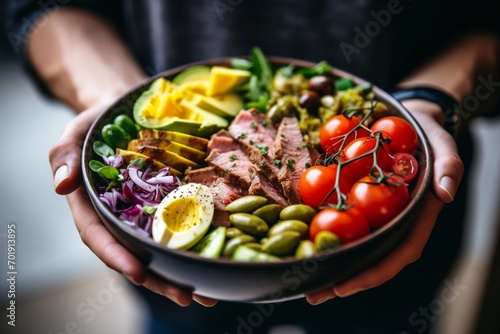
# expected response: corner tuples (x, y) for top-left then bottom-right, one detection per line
(305, 100), (464, 305)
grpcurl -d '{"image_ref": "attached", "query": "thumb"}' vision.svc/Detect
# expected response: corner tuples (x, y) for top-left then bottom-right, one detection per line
(408, 107), (464, 203)
(49, 104), (107, 194)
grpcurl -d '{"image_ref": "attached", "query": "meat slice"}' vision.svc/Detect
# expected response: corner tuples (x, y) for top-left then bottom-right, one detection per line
(205, 149), (254, 187)
(248, 168), (289, 207)
(229, 109), (283, 189)
(184, 166), (219, 186)
(274, 117), (312, 204)
(209, 178), (247, 227)
(207, 130), (239, 153)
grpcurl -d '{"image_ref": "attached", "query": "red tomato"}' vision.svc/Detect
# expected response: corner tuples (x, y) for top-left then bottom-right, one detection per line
(391, 152), (418, 183)
(319, 115), (370, 153)
(348, 175), (410, 230)
(309, 207), (370, 244)
(299, 165), (352, 208)
(371, 116), (418, 154)
(340, 136), (392, 183)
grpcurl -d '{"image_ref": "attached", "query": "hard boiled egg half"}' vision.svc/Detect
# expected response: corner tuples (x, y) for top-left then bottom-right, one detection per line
(152, 183), (214, 250)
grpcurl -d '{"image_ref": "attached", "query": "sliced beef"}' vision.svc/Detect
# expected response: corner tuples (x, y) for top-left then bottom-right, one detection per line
(209, 178), (247, 227)
(205, 149), (254, 187)
(184, 166), (219, 186)
(248, 167), (289, 207)
(229, 109), (283, 189)
(207, 130), (239, 153)
(274, 117), (312, 204)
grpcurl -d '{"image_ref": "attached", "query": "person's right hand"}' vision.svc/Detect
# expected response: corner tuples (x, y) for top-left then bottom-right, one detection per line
(49, 103), (217, 308)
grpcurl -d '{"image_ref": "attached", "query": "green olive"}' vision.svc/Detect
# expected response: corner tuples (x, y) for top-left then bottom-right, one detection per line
(252, 204), (283, 226)
(315, 231), (342, 251)
(226, 227), (244, 239)
(225, 196), (268, 213)
(268, 220), (309, 239)
(260, 237), (269, 245)
(261, 231), (301, 256)
(279, 204), (316, 224)
(244, 242), (262, 252)
(295, 240), (317, 259)
(222, 234), (256, 257)
(229, 213), (269, 237)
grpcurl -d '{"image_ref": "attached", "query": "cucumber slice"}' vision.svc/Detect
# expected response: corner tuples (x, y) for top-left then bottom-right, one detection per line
(172, 65), (211, 85)
(192, 226), (226, 259)
(232, 245), (281, 262)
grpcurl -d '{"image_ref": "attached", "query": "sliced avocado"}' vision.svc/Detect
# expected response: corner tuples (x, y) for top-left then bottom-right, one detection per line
(172, 65), (211, 85)
(179, 99), (228, 137)
(193, 93), (244, 118)
(133, 81), (228, 137)
(128, 138), (206, 163)
(232, 245), (281, 262)
(136, 146), (201, 172)
(191, 226), (226, 259)
(115, 149), (182, 176)
(138, 129), (209, 151)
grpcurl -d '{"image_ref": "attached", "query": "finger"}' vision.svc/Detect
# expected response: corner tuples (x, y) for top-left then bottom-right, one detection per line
(305, 288), (337, 305)
(67, 187), (194, 306)
(193, 295), (218, 307)
(404, 104), (464, 203)
(49, 105), (105, 194)
(333, 192), (443, 297)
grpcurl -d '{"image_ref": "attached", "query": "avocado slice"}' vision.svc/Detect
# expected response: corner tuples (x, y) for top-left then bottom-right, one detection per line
(127, 138), (206, 163)
(138, 129), (209, 151)
(136, 146), (201, 172)
(172, 65), (211, 85)
(192, 93), (244, 118)
(115, 149), (182, 176)
(133, 78), (228, 138)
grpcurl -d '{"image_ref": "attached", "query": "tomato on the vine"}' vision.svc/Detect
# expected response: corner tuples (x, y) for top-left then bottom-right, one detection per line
(340, 136), (392, 183)
(319, 115), (370, 153)
(371, 116), (418, 154)
(299, 165), (351, 208)
(309, 207), (370, 244)
(391, 152), (418, 183)
(347, 174), (410, 230)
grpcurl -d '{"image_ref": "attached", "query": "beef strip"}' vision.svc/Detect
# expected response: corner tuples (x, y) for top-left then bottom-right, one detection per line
(274, 117), (312, 204)
(248, 167), (289, 207)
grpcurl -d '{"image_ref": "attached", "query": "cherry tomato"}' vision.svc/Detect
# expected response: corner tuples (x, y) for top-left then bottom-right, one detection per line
(299, 165), (351, 208)
(391, 152), (418, 183)
(340, 136), (392, 183)
(371, 116), (418, 154)
(348, 174), (410, 230)
(319, 115), (370, 153)
(309, 207), (370, 244)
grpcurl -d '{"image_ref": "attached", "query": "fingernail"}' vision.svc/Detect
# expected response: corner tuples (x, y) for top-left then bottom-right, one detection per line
(54, 165), (69, 189)
(439, 176), (456, 202)
(335, 287), (362, 298)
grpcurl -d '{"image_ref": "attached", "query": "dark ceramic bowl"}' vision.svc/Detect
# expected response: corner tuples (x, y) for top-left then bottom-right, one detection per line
(82, 57), (432, 303)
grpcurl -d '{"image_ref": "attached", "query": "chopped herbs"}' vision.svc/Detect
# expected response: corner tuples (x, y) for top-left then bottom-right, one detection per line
(250, 121), (256, 129)
(262, 120), (269, 128)
(305, 162), (312, 169)
(229, 154), (238, 162)
(286, 159), (296, 172)
(256, 145), (269, 155)
(274, 159), (283, 168)
(280, 133), (286, 138)
(297, 142), (307, 149)
(249, 140), (255, 145)
(238, 132), (247, 139)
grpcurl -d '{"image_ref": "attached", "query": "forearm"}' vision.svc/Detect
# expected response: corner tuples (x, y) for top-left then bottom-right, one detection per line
(397, 32), (500, 130)
(26, 8), (146, 112)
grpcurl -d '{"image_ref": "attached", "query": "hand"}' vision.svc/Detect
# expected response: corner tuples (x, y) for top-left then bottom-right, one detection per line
(306, 100), (464, 305)
(49, 102), (217, 307)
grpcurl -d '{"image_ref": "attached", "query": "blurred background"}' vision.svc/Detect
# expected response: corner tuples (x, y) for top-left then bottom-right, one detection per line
(0, 2), (499, 334)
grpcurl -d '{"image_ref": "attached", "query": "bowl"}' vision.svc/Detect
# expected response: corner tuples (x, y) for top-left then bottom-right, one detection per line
(82, 57), (432, 303)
